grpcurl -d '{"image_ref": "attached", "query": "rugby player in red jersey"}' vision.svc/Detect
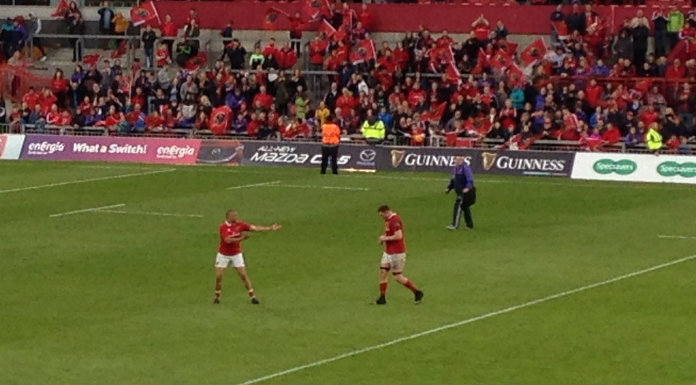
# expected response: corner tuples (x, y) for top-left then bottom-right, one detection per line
(376, 205), (424, 305)
(214, 209), (281, 304)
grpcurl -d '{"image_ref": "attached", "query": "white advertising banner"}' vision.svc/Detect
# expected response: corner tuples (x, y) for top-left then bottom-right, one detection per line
(0, 134), (25, 160)
(572, 153), (696, 184)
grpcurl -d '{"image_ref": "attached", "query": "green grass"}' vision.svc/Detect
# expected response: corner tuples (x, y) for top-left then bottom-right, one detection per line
(1, 160), (694, 385)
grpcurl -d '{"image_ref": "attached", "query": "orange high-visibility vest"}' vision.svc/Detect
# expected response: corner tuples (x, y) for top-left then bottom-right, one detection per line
(321, 123), (341, 145)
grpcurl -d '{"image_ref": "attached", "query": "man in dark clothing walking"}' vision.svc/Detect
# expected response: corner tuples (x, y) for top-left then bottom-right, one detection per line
(446, 156), (475, 230)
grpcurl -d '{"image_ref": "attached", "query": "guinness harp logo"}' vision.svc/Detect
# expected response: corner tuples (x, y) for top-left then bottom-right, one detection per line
(482, 152), (498, 171)
(390, 150), (406, 167)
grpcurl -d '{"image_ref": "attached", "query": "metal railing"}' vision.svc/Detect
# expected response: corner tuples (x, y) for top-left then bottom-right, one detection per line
(3, 122), (689, 155)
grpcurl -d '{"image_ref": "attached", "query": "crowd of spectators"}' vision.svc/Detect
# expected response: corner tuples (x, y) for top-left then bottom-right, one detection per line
(1, 1), (696, 153)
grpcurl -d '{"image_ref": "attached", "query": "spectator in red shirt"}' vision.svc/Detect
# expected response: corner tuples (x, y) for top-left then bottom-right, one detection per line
(407, 82), (427, 108)
(665, 59), (686, 79)
(252, 85), (273, 111)
(51, 69), (69, 109)
(160, 14), (178, 58)
(359, 3), (373, 32)
(288, 11), (304, 55)
(336, 88), (357, 116)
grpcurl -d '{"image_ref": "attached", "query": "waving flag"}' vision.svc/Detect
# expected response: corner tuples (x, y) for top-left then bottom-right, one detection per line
(317, 18), (336, 38)
(520, 37), (547, 68)
(349, 38), (376, 64)
(210, 105), (232, 135)
(490, 49), (513, 71)
(445, 62), (461, 85)
(51, 0), (69, 17)
(303, 0), (331, 21)
(263, 8), (286, 31)
(130, 1), (160, 27)
(506, 63), (525, 86)
(82, 54), (101, 67)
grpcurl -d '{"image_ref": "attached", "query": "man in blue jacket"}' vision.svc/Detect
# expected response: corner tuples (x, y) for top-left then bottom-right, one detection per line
(446, 156), (475, 230)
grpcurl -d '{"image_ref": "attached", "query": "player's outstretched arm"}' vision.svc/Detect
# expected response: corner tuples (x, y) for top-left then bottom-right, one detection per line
(250, 223), (282, 232)
(224, 234), (249, 243)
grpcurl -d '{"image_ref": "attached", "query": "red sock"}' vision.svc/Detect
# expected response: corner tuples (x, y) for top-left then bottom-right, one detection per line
(402, 280), (418, 293)
(379, 282), (387, 296)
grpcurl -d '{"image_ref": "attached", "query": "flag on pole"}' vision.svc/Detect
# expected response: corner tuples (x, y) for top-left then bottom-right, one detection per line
(130, 1), (161, 27)
(349, 38), (376, 64)
(303, 0), (331, 21)
(317, 18), (336, 38)
(489, 49), (513, 71)
(520, 37), (547, 68)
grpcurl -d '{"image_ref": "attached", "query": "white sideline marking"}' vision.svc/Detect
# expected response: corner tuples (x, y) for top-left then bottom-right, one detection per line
(233, 254), (696, 385)
(0, 168), (176, 194)
(658, 235), (696, 240)
(268, 184), (369, 191)
(227, 181), (281, 190)
(49, 203), (126, 218)
(98, 210), (204, 218)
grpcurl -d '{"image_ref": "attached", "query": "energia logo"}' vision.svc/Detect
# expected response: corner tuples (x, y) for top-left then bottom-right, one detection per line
(657, 161), (696, 178)
(593, 159), (637, 175)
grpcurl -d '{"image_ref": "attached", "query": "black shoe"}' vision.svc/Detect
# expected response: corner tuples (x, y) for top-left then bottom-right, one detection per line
(250, 297), (260, 304)
(376, 295), (386, 305)
(213, 297), (220, 304)
(414, 290), (424, 304)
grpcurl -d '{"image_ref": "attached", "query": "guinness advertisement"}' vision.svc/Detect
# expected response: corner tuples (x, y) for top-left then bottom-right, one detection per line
(377, 147), (574, 177)
(241, 141), (377, 170)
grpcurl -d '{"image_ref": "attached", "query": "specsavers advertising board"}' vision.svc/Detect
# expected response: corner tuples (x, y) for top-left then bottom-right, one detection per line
(572, 153), (696, 184)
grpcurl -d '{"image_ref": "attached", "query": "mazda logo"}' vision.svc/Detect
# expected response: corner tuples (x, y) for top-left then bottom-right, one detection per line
(360, 149), (376, 162)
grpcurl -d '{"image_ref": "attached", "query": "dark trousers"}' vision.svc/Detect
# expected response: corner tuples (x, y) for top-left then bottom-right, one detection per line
(321, 145), (338, 174)
(452, 187), (476, 229)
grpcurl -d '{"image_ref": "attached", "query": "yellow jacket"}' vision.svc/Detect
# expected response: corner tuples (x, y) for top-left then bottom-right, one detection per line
(113, 13), (129, 34)
(361, 119), (385, 140)
(645, 128), (662, 151)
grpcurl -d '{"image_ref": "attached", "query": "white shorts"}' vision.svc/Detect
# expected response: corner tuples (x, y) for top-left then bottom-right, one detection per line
(215, 252), (245, 268)
(380, 252), (406, 272)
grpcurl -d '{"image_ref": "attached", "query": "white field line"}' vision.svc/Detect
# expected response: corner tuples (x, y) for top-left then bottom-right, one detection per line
(233, 253), (696, 385)
(179, 167), (686, 190)
(97, 209), (204, 218)
(0, 168), (176, 194)
(267, 184), (369, 191)
(658, 235), (696, 240)
(49, 203), (126, 218)
(226, 181), (281, 190)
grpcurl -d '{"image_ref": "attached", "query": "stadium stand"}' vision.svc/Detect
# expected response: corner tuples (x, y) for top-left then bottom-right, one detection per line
(1, 0), (695, 154)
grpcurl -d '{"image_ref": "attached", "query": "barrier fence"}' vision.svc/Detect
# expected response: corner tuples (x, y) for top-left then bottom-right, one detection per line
(2, 133), (696, 184)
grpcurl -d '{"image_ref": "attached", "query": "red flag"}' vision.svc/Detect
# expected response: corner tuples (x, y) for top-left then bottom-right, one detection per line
(428, 44), (455, 72)
(263, 8), (286, 31)
(506, 64), (525, 87)
(317, 18), (336, 38)
(210, 105), (232, 135)
(51, 0), (69, 18)
(552, 20), (568, 38)
(349, 39), (376, 64)
(185, 52), (208, 71)
(498, 39), (518, 56)
(490, 49), (513, 71)
(82, 54), (101, 67)
(130, 1), (160, 27)
(118, 75), (132, 95)
(472, 48), (488, 74)
(303, 0), (331, 21)
(110, 40), (127, 59)
(341, 9), (353, 35)
(445, 62), (461, 85)
(520, 37), (547, 68)
(421, 102), (447, 122)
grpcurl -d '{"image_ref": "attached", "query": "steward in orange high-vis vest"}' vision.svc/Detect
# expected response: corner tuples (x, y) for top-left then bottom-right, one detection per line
(321, 115), (341, 175)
